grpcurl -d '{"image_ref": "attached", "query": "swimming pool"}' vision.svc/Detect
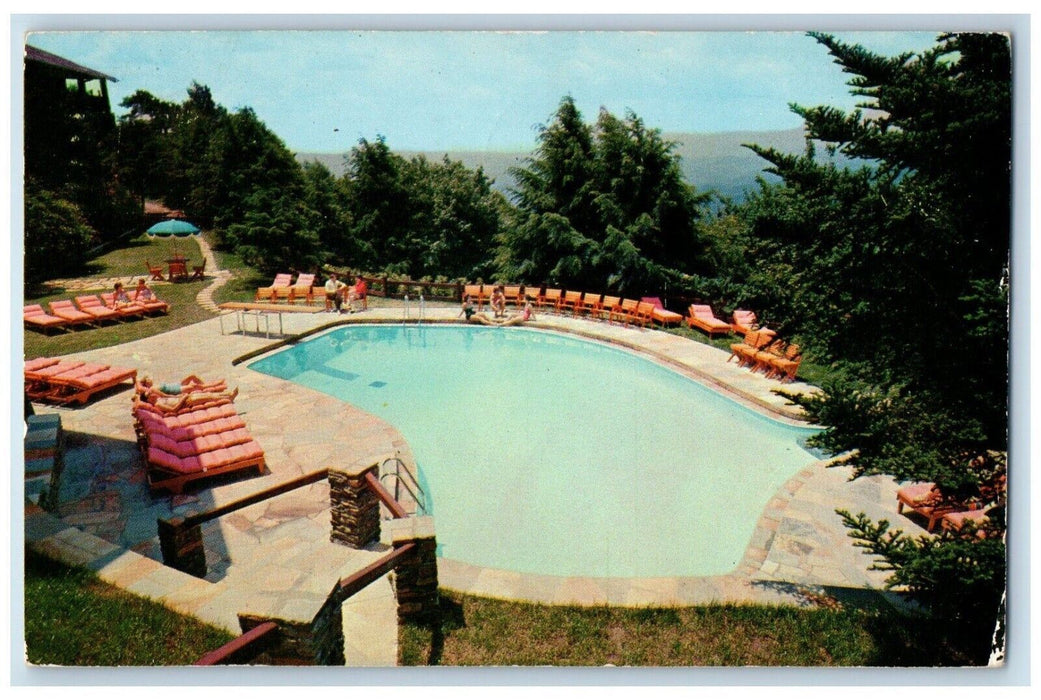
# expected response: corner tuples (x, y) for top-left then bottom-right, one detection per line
(250, 324), (818, 578)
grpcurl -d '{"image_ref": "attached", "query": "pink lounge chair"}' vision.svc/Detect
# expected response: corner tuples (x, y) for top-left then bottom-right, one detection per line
(23, 305), (69, 333)
(100, 292), (149, 318)
(74, 295), (122, 323)
(642, 297), (684, 326)
(255, 273), (293, 302)
(896, 482), (978, 532)
(47, 299), (96, 328)
(686, 304), (732, 337)
(288, 273), (316, 305)
(731, 309), (758, 336)
(28, 361), (137, 405)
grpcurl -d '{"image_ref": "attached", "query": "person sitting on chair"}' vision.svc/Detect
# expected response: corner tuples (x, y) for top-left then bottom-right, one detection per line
(347, 275), (368, 311)
(324, 273), (346, 312)
(134, 278), (157, 302)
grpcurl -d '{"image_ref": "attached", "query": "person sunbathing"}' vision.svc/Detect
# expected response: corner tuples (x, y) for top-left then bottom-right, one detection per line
(138, 375), (227, 398)
(144, 387), (239, 413)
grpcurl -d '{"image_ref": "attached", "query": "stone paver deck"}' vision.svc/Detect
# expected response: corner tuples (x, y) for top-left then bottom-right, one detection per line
(23, 302), (922, 666)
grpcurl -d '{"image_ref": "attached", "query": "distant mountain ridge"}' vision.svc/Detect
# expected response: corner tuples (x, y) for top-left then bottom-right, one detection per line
(296, 128), (808, 203)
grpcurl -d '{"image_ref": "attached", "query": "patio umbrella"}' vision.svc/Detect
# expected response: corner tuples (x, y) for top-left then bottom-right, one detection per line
(146, 219), (201, 237)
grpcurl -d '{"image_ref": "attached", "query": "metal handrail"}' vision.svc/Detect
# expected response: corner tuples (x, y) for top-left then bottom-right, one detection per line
(380, 456), (427, 516)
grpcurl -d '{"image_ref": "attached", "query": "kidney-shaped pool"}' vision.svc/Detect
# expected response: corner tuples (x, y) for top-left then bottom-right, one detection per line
(249, 324), (818, 578)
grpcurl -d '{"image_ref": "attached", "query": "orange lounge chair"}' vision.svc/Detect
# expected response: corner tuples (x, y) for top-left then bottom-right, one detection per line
(288, 273), (316, 304)
(728, 329), (778, 367)
(255, 273), (293, 302)
(686, 304), (731, 337)
(463, 284), (486, 310)
(503, 285), (523, 307)
(578, 292), (603, 318)
(633, 301), (657, 328)
(612, 298), (640, 325)
(100, 292), (149, 318)
(896, 482), (978, 532)
(642, 297), (684, 326)
(24, 305), (69, 334)
(597, 295), (622, 322)
(524, 285), (543, 306)
(48, 299), (97, 328)
(560, 290), (583, 316)
(764, 344), (802, 382)
(731, 309), (758, 336)
(74, 295), (123, 324)
(539, 288), (563, 313)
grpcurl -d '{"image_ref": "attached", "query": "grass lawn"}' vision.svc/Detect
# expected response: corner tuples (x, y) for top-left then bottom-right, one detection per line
(400, 590), (977, 667)
(24, 550), (234, 666)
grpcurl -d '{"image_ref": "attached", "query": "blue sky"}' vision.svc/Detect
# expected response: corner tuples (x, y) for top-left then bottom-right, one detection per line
(26, 29), (941, 153)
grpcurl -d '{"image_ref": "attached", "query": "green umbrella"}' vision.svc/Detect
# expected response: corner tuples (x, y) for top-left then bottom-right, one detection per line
(146, 219), (201, 237)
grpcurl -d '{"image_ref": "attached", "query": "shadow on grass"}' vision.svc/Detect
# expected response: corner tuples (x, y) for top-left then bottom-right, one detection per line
(413, 595), (467, 665)
(750, 579), (989, 666)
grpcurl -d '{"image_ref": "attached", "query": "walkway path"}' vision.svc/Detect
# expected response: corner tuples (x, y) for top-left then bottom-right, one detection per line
(23, 305), (917, 667)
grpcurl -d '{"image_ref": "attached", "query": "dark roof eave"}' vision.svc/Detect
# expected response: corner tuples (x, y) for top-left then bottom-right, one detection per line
(24, 44), (118, 82)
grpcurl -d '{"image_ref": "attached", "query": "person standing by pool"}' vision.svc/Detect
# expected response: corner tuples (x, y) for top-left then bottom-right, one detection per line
(324, 273), (346, 312)
(490, 285), (506, 318)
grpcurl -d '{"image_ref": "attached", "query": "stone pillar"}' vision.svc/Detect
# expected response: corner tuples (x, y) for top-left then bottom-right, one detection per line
(329, 464), (380, 548)
(239, 599), (345, 666)
(157, 517), (206, 578)
(388, 516), (440, 624)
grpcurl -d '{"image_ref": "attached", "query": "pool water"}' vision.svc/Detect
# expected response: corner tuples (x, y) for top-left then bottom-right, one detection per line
(250, 325), (818, 578)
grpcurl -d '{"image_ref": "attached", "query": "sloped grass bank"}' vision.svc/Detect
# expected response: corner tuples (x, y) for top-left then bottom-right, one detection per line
(24, 550), (233, 666)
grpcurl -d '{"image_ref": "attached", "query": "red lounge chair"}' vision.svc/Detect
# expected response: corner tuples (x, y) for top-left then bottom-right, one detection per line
(100, 292), (149, 318)
(731, 309), (758, 336)
(642, 297), (684, 326)
(255, 273), (293, 302)
(74, 295), (122, 324)
(686, 304), (731, 337)
(288, 273), (316, 304)
(48, 299), (96, 328)
(24, 305), (69, 333)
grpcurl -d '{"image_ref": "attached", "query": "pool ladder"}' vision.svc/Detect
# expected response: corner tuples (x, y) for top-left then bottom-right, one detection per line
(402, 294), (426, 325)
(380, 456), (427, 518)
